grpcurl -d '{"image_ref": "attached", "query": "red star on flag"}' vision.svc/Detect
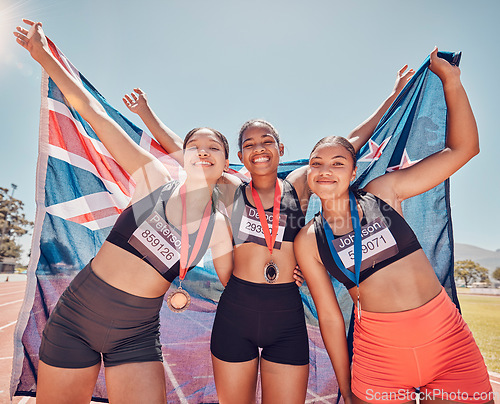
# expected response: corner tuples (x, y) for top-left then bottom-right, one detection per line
(358, 137), (391, 162)
(386, 148), (421, 172)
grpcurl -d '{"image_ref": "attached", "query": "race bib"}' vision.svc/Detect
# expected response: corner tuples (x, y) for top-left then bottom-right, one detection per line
(238, 205), (287, 249)
(331, 217), (398, 272)
(128, 212), (183, 274)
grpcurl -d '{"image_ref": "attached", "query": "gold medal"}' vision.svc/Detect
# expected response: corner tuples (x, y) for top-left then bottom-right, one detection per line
(167, 287), (191, 313)
(264, 260), (279, 284)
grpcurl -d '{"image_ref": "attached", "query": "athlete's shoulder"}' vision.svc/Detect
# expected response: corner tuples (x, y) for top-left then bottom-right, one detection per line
(286, 166), (312, 214)
(295, 218), (316, 246)
(216, 173), (244, 210)
(218, 172), (243, 187)
(286, 165), (308, 192)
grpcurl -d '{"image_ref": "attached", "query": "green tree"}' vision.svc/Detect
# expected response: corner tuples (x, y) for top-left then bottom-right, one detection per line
(493, 267), (500, 282)
(0, 186), (34, 261)
(454, 260), (490, 287)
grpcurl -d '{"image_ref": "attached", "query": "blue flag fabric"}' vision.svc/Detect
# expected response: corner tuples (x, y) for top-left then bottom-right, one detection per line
(11, 41), (459, 403)
(354, 51), (461, 307)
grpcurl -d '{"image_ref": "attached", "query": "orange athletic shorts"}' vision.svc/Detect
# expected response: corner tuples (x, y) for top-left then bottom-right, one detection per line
(351, 288), (493, 403)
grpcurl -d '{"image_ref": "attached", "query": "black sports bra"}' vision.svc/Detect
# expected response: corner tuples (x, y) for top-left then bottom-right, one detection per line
(230, 179), (305, 249)
(314, 190), (422, 289)
(106, 181), (216, 282)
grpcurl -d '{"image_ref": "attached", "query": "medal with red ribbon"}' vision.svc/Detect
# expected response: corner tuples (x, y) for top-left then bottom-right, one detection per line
(250, 179), (282, 283)
(167, 184), (212, 312)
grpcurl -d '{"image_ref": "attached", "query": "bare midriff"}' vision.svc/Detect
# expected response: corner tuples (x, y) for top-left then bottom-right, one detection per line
(232, 240), (297, 284)
(347, 249), (443, 313)
(92, 241), (171, 298)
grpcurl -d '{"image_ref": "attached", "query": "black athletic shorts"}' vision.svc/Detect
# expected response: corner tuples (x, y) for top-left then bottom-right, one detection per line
(210, 275), (309, 366)
(39, 262), (164, 368)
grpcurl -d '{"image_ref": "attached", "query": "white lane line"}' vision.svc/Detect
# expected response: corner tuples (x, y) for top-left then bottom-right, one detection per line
(490, 379), (500, 385)
(305, 395), (338, 403)
(163, 341), (208, 346)
(163, 361), (188, 403)
(305, 389), (338, 404)
(0, 299), (23, 307)
(0, 320), (17, 330)
(0, 291), (24, 297)
(17, 397), (31, 404)
(185, 316), (211, 332)
(0, 356), (13, 360)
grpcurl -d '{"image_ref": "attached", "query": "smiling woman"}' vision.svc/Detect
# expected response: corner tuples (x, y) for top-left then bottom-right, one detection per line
(13, 19), (234, 404)
(294, 48), (493, 404)
(182, 127), (229, 183)
(210, 119), (311, 404)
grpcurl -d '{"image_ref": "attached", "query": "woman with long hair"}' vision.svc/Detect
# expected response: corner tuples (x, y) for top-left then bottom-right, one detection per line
(294, 48), (493, 404)
(14, 19), (233, 403)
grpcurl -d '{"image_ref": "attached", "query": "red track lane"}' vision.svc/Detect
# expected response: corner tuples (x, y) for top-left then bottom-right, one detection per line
(1, 279), (498, 403)
(0, 280), (34, 404)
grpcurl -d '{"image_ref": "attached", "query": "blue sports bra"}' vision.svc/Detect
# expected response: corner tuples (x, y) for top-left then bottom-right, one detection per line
(314, 190), (422, 289)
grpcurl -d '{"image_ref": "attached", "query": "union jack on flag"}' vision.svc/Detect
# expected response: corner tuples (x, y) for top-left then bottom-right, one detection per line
(42, 39), (183, 233)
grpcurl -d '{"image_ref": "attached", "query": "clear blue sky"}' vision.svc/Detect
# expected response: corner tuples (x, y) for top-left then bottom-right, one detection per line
(1, 0), (499, 264)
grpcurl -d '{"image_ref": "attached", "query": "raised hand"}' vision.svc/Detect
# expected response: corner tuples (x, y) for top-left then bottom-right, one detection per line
(123, 88), (149, 115)
(392, 64), (415, 95)
(13, 19), (171, 184)
(13, 19), (49, 62)
(120, 88), (185, 161)
(346, 63), (415, 153)
(429, 47), (461, 86)
(365, 46), (477, 206)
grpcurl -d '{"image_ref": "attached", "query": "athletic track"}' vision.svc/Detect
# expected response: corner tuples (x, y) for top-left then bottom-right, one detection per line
(1, 278), (498, 403)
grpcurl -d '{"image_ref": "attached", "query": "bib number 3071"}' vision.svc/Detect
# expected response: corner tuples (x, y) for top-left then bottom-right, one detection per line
(331, 217), (399, 272)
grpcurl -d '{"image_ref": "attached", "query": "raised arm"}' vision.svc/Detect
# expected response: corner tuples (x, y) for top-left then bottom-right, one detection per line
(287, 65), (414, 210)
(14, 20), (170, 189)
(123, 88), (184, 165)
(347, 65), (415, 153)
(365, 47), (479, 209)
(294, 225), (352, 404)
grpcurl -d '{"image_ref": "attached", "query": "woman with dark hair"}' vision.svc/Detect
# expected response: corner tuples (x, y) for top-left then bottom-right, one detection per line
(14, 19), (233, 403)
(294, 48), (493, 404)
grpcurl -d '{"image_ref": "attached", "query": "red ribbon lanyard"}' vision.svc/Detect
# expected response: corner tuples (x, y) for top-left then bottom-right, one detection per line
(179, 184), (212, 281)
(249, 180), (281, 255)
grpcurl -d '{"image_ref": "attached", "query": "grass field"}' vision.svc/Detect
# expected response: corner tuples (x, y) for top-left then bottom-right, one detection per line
(458, 293), (500, 373)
